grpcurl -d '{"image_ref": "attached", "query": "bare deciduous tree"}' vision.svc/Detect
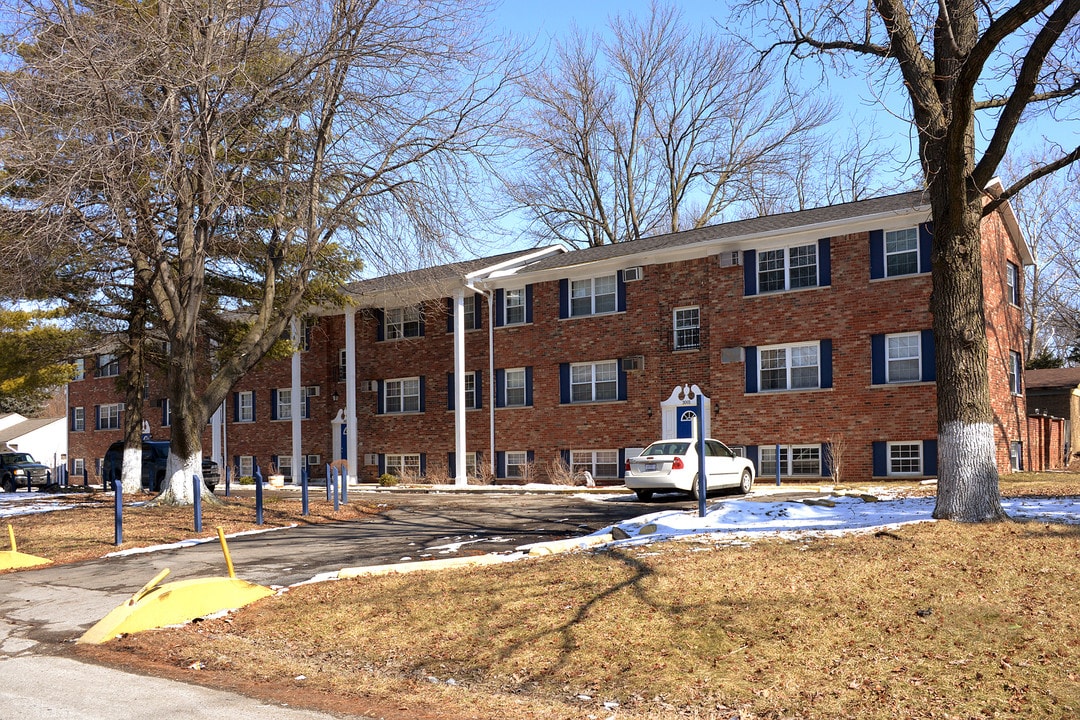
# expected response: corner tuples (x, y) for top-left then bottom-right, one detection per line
(745, 0), (1080, 521)
(0, 0), (517, 503)
(507, 2), (830, 247)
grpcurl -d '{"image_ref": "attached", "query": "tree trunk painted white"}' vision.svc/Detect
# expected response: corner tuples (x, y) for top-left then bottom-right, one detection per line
(121, 447), (143, 494)
(161, 449), (204, 505)
(934, 421), (1005, 521)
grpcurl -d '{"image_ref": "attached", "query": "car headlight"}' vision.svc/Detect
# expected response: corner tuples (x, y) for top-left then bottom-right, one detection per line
(13, 469), (26, 476)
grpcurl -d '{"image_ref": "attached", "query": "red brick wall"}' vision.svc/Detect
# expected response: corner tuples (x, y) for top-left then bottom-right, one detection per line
(1026, 414), (1064, 471)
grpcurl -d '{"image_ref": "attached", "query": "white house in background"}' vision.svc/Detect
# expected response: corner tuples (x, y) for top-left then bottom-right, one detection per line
(0, 413), (68, 477)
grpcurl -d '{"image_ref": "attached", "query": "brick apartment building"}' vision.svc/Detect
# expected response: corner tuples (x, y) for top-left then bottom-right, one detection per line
(66, 187), (1033, 487)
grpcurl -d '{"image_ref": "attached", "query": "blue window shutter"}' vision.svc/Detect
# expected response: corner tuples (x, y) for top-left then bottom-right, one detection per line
(419, 376), (426, 412)
(376, 380), (384, 415)
(872, 441), (887, 476)
(818, 238), (831, 286)
(921, 329), (936, 382)
(305, 395), (311, 419)
(447, 373), (454, 411)
(618, 360), (628, 400)
(923, 439), (938, 476)
(161, 400), (168, 427)
(820, 339), (833, 389)
(525, 285), (534, 323)
(94, 405), (101, 430)
(871, 334), (886, 384)
(251, 393), (256, 421)
(495, 369), (505, 408)
(869, 229), (885, 279)
(559, 279), (569, 318)
(745, 347), (758, 393)
(446, 298), (454, 333)
(559, 363), (570, 404)
(475, 370), (482, 409)
(232, 392), (239, 422)
(374, 309), (384, 341)
(417, 310), (424, 337)
(377, 454), (385, 476)
(448, 452), (455, 473)
(270, 389), (278, 420)
(616, 271), (627, 312)
(527, 451), (535, 467)
(561, 449), (570, 468)
(494, 289), (505, 327)
(745, 445), (759, 473)
(821, 443), (833, 478)
(496, 451), (506, 479)
(474, 295), (484, 329)
(69, 408), (76, 431)
(419, 454), (427, 477)
(271, 455), (278, 474)
(233, 456), (240, 476)
(919, 222), (934, 274)
(618, 449), (626, 479)
(743, 250), (757, 296)
(525, 367), (534, 406)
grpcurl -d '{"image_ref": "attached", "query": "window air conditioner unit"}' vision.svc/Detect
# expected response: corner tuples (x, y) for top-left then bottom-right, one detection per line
(360, 380), (378, 392)
(718, 251), (741, 267)
(363, 453), (379, 466)
(622, 266), (643, 282)
(621, 355), (645, 372)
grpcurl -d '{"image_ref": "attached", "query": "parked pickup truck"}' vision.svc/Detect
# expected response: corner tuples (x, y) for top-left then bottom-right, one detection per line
(0, 452), (51, 493)
(102, 440), (219, 493)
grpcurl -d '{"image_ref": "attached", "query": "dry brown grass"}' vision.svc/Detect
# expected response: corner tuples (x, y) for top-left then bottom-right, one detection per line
(3, 491), (383, 567)
(91, 481), (1080, 720)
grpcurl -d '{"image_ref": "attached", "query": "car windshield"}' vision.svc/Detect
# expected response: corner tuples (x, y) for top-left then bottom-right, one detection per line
(641, 442), (690, 456)
(2, 453), (33, 464)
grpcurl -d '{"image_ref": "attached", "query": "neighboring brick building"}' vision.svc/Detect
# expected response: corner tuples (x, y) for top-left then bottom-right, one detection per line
(1026, 368), (1080, 469)
(66, 188), (1033, 486)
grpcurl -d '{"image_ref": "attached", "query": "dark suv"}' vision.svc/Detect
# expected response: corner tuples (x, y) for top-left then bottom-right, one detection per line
(0, 452), (51, 492)
(102, 441), (219, 493)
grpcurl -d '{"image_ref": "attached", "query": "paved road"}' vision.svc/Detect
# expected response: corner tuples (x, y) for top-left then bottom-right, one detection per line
(0, 489), (663, 719)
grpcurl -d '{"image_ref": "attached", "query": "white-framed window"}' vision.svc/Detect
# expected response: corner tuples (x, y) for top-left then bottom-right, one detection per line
(464, 293), (478, 329)
(73, 358), (85, 381)
(505, 451), (529, 479)
(97, 353), (119, 378)
(1009, 350), (1023, 395)
(504, 288), (526, 325)
(571, 361), (618, 402)
(338, 348), (348, 382)
(570, 275), (617, 316)
(886, 332), (922, 383)
(757, 244), (818, 293)
(885, 228), (920, 277)
(504, 368), (527, 407)
(238, 455), (254, 478)
(238, 391), (254, 422)
(97, 403), (121, 430)
(276, 388), (293, 420)
(465, 452), (480, 479)
(464, 371), (477, 410)
(277, 455), (293, 479)
(385, 377), (421, 413)
(888, 442), (923, 476)
(385, 306), (422, 340)
(759, 445), (821, 477)
(385, 453), (421, 477)
(571, 449), (620, 479)
(1006, 262), (1020, 306)
(673, 307), (700, 350)
(72, 407), (85, 432)
(72, 458), (85, 477)
(162, 398), (171, 427)
(758, 342), (820, 391)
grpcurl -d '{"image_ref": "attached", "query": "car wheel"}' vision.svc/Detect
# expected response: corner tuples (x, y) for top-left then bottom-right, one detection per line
(739, 469), (753, 494)
(690, 474), (701, 500)
(634, 489), (653, 502)
(1, 476), (14, 493)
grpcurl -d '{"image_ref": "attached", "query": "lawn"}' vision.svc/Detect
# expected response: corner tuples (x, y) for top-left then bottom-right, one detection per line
(76, 474), (1080, 720)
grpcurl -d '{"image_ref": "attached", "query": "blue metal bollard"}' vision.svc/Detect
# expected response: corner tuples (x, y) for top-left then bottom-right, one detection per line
(254, 462), (264, 526)
(696, 393), (707, 518)
(332, 467), (339, 512)
(325, 464), (332, 501)
(340, 465), (348, 504)
(301, 467), (309, 516)
(225, 465), (231, 497)
(193, 474), (202, 532)
(45, 469), (51, 488)
(113, 479), (123, 546)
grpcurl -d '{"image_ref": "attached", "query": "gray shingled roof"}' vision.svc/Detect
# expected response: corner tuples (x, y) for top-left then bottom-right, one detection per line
(344, 248), (552, 296)
(521, 190), (929, 273)
(1026, 368), (1080, 390)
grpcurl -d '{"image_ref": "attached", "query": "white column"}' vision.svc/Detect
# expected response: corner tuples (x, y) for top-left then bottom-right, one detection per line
(345, 306), (358, 484)
(453, 288), (467, 486)
(487, 291), (496, 476)
(290, 317), (303, 484)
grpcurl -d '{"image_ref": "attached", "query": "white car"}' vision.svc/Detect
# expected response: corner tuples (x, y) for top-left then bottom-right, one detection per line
(624, 439), (755, 501)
